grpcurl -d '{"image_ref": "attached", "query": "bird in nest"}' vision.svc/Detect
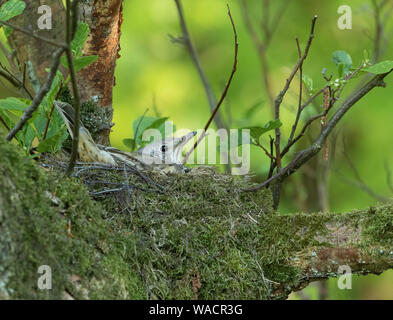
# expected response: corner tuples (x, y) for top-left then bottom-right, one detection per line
(54, 101), (197, 172)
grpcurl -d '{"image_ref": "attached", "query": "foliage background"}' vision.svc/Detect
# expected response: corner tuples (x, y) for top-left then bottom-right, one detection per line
(1, 0), (393, 299)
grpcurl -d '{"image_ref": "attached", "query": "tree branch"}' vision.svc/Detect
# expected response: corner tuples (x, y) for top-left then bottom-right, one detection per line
(0, 19), (68, 49)
(246, 69), (393, 191)
(267, 204), (393, 299)
(65, 0), (81, 176)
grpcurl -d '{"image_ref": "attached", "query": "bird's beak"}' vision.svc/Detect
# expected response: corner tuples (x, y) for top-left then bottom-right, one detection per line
(174, 131), (197, 149)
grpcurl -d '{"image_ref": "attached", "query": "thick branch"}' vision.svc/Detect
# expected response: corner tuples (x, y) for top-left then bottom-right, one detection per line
(267, 204), (393, 298)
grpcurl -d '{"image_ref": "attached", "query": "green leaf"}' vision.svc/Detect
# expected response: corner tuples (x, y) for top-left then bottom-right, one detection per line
(37, 130), (66, 153)
(0, 97), (29, 111)
(123, 138), (135, 150)
(218, 120), (282, 151)
(302, 74), (313, 92)
(245, 120), (282, 142)
(0, 0), (26, 21)
(332, 50), (352, 75)
(61, 55), (99, 72)
(71, 22), (89, 56)
(364, 61), (393, 74)
(337, 62), (344, 78)
(4, 25), (13, 36)
(41, 70), (63, 113)
(132, 116), (175, 146)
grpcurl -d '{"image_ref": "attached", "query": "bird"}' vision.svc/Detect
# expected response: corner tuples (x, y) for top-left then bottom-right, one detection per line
(54, 101), (197, 172)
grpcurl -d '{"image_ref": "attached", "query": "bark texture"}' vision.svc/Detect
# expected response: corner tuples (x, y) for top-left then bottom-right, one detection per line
(76, 0), (123, 144)
(2, 0), (65, 90)
(1, 138), (393, 299)
(2, 0), (123, 145)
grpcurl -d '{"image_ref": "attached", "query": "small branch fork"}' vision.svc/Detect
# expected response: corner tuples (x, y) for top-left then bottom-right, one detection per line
(244, 11), (392, 197)
(182, 4), (238, 164)
(246, 70), (392, 192)
(1, 1), (81, 175)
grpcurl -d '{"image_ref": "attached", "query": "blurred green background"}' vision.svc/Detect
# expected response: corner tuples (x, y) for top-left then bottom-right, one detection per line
(1, 0), (393, 299)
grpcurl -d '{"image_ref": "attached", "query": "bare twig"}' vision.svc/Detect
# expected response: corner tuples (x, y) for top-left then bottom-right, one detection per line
(66, 0), (81, 176)
(183, 4), (238, 164)
(288, 38), (304, 144)
(0, 114), (10, 131)
(0, 62), (33, 98)
(0, 19), (68, 49)
(5, 48), (65, 141)
(173, 0), (226, 129)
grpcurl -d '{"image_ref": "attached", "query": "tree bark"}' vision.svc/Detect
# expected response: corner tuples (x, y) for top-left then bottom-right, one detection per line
(2, 0), (65, 91)
(75, 0), (123, 145)
(2, 0), (123, 145)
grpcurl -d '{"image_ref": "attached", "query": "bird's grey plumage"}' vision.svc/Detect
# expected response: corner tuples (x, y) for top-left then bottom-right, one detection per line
(54, 101), (196, 171)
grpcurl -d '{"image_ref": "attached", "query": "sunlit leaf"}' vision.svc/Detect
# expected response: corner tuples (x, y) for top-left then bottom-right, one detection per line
(245, 120), (282, 142)
(71, 22), (89, 56)
(364, 61), (393, 74)
(0, 0), (26, 22)
(61, 55), (99, 72)
(0, 97), (29, 111)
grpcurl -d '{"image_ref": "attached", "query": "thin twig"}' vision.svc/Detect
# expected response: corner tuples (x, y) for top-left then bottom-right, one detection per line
(245, 69), (392, 191)
(5, 48), (65, 141)
(288, 38), (304, 144)
(182, 4), (238, 164)
(0, 19), (68, 49)
(0, 114), (10, 131)
(0, 62), (33, 98)
(273, 15), (318, 167)
(66, 0), (81, 176)
(173, 0), (226, 129)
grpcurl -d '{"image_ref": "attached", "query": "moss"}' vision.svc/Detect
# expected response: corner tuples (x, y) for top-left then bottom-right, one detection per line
(0, 139), (145, 299)
(58, 89), (112, 142)
(2, 138), (393, 299)
(363, 203), (393, 247)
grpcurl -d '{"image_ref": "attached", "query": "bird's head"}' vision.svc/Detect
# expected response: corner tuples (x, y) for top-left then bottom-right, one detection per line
(137, 131), (197, 165)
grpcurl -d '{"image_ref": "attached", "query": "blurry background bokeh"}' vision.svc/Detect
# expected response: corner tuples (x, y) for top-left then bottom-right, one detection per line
(1, 0), (392, 299)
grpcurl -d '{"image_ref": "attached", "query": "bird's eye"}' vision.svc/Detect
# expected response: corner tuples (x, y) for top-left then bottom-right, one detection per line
(161, 145), (167, 153)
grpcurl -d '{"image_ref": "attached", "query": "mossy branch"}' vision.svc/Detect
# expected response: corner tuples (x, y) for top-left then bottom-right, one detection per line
(1, 139), (393, 299)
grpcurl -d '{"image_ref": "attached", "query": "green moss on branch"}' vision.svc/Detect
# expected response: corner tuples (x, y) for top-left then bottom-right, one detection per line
(1, 139), (393, 299)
